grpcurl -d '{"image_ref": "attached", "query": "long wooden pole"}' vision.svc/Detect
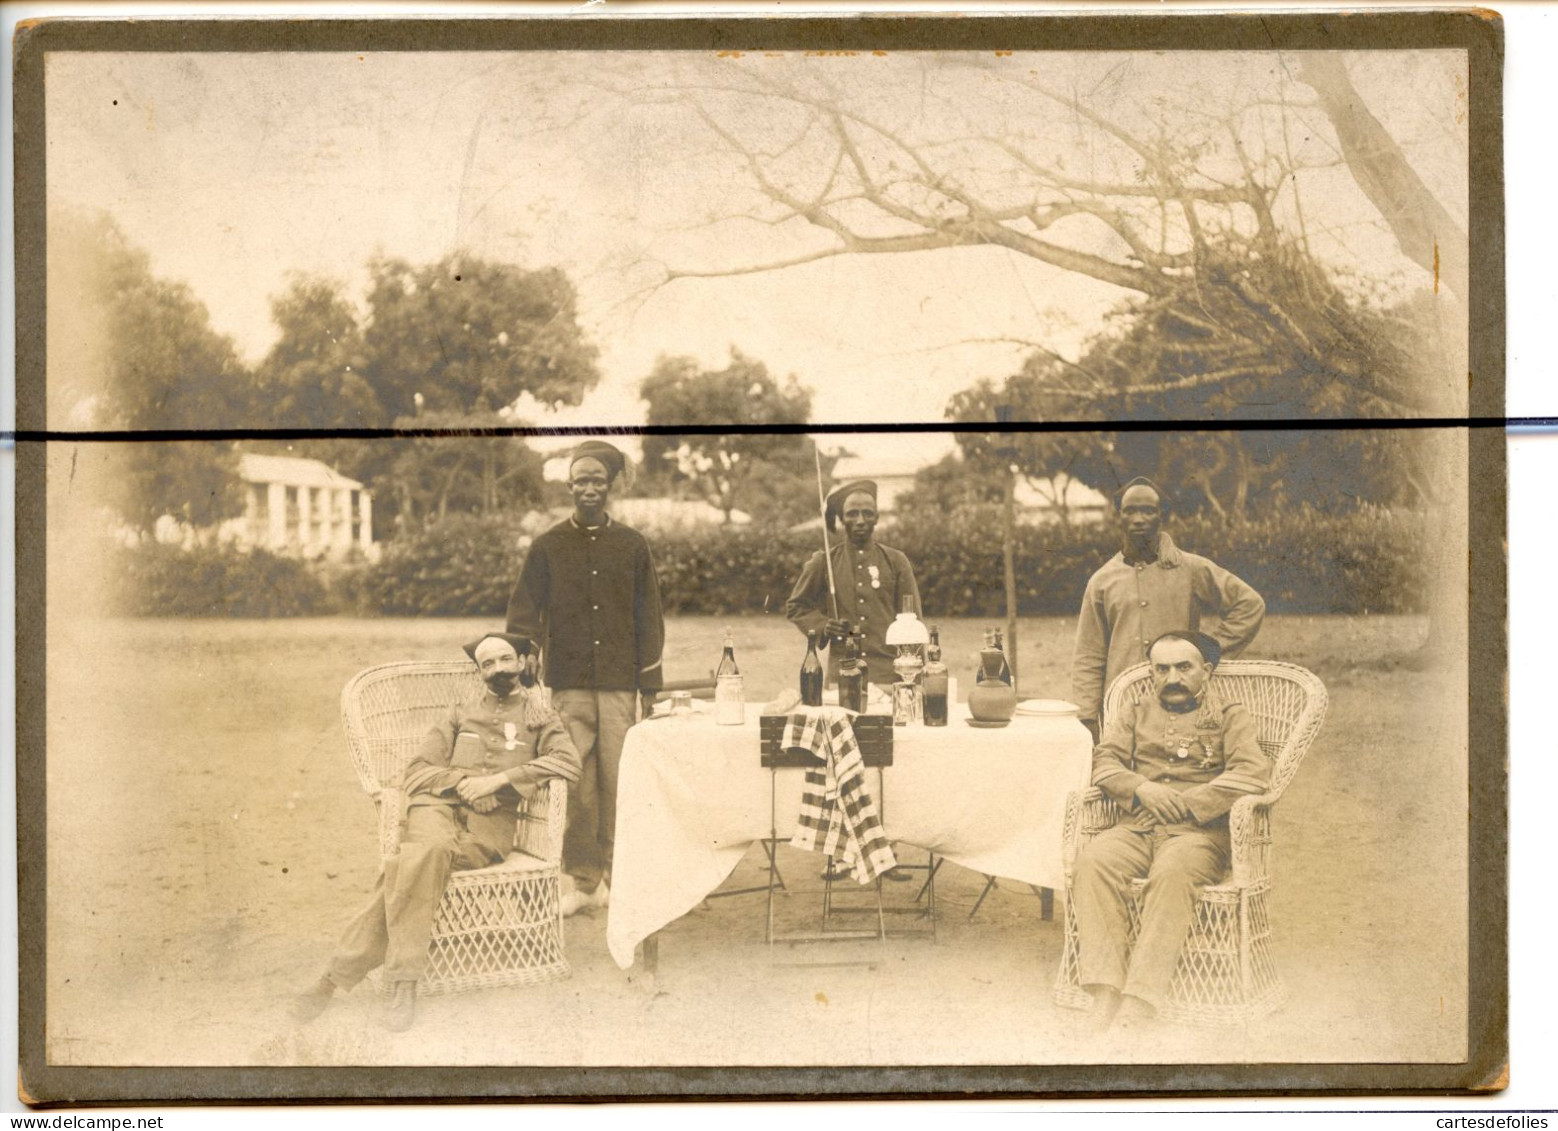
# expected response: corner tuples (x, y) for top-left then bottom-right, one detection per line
(814, 446), (840, 622)
(1003, 464), (1020, 690)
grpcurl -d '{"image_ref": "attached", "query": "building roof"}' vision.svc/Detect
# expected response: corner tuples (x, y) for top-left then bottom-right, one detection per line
(237, 453), (365, 492)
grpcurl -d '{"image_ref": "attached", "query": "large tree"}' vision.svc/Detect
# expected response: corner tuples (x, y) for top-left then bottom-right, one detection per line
(639, 350), (822, 525)
(49, 210), (256, 533)
(361, 254), (601, 421)
(255, 275), (381, 429)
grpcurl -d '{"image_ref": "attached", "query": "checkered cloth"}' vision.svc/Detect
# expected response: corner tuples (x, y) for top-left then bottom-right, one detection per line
(784, 706), (897, 884)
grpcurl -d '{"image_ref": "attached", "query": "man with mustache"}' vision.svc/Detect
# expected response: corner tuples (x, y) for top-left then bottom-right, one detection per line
(506, 439), (666, 917)
(1071, 630), (1272, 1032)
(293, 632), (582, 1031)
(1072, 478), (1265, 743)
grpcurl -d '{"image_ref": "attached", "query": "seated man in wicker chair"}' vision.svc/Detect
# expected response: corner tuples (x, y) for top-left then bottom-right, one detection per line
(1073, 630), (1272, 1032)
(292, 632), (581, 1032)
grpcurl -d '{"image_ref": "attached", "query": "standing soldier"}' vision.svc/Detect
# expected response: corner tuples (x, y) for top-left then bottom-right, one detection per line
(785, 479), (922, 692)
(506, 439), (665, 917)
(1072, 478), (1265, 742)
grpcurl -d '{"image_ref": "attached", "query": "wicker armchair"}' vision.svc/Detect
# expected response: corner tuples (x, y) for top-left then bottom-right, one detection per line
(341, 661), (570, 994)
(1052, 659), (1328, 1027)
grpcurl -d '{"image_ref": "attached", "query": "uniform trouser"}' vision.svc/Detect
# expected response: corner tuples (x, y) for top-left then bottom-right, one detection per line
(326, 802), (515, 987)
(552, 688), (637, 892)
(1073, 821), (1230, 1010)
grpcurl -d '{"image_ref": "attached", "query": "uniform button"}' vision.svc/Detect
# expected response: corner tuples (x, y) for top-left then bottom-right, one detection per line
(592, 570), (598, 575)
(593, 605), (599, 610)
(1139, 600), (1148, 607)
(594, 640), (601, 645)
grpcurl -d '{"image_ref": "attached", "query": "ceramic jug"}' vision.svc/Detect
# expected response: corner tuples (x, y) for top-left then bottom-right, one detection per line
(968, 648), (1018, 723)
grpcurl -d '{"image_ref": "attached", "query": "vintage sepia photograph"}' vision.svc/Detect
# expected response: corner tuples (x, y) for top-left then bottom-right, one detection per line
(15, 12), (1502, 1100)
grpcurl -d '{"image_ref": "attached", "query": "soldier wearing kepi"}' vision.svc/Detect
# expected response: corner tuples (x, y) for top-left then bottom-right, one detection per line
(1072, 631), (1272, 1033)
(785, 478), (922, 883)
(785, 478), (921, 692)
(1072, 477), (1265, 742)
(292, 632), (581, 1032)
(506, 439), (666, 918)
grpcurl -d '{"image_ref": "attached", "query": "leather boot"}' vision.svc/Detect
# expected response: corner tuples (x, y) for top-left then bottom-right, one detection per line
(383, 981), (417, 1032)
(290, 974), (338, 1025)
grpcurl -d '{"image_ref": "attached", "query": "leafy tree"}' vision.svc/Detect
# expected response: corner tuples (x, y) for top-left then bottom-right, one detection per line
(385, 408), (547, 525)
(360, 254), (601, 420)
(638, 350), (822, 525)
(256, 275), (382, 428)
(49, 210), (256, 533)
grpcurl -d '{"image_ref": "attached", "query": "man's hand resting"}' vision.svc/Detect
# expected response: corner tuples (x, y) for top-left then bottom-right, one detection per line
(469, 793), (501, 814)
(1134, 781), (1192, 824)
(456, 773), (508, 804)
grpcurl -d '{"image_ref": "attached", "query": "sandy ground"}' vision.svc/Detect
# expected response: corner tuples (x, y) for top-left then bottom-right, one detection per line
(41, 613), (1467, 1069)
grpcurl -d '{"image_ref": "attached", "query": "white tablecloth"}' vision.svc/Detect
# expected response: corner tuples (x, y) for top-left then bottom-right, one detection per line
(606, 704), (1092, 968)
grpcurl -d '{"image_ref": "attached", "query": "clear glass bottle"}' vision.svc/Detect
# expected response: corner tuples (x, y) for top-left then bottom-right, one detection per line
(800, 631), (825, 708)
(714, 626), (744, 725)
(922, 624), (949, 726)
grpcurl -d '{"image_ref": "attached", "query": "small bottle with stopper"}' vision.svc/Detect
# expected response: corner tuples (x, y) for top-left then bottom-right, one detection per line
(714, 626), (744, 725)
(922, 624), (949, 727)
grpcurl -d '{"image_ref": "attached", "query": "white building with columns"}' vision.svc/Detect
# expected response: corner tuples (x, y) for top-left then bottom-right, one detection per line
(228, 453), (375, 560)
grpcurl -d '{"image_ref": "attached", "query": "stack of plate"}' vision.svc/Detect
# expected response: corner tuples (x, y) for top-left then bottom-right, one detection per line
(1014, 699), (1081, 718)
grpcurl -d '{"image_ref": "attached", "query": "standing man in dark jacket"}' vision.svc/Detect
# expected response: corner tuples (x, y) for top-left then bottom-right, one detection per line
(506, 440), (665, 916)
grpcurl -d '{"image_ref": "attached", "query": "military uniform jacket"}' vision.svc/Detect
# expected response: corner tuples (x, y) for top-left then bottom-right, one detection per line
(1072, 532), (1265, 723)
(505, 515), (666, 693)
(785, 540), (920, 683)
(1092, 692), (1271, 828)
(403, 688), (583, 810)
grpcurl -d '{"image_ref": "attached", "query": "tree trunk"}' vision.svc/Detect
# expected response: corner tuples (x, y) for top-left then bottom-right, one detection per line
(1298, 55), (1468, 302)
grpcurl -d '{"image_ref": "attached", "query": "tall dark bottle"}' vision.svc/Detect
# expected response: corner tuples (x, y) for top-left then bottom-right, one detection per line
(922, 625), (949, 726)
(800, 631), (826, 707)
(837, 628), (865, 714)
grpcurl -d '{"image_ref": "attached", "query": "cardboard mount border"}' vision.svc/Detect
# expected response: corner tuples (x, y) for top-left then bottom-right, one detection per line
(12, 9), (1506, 1102)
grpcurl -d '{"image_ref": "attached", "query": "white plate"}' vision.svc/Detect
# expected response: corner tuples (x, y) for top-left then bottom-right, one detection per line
(1015, 699), (1081, 717)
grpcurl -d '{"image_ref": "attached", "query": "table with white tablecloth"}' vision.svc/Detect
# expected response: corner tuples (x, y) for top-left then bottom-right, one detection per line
(606, 703), (1092, 968)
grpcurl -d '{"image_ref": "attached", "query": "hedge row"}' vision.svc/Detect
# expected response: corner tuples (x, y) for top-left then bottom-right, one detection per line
(106, 506), (1431, 618)
(109, 542), (332, 617)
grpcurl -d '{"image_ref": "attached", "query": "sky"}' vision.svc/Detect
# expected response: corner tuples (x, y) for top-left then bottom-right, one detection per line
(44, 48), (1468, 463)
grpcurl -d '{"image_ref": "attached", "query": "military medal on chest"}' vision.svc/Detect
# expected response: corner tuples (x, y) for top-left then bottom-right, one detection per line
(503, 721), (519, 751)
(867, 564), (881, 590)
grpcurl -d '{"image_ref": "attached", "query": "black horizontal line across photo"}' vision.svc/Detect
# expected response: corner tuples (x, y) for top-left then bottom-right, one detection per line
(5, 416), (1525, 443)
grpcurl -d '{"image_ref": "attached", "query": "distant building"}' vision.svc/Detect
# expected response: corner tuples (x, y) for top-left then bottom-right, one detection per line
(828, 452), (1110, 525)
(227, 453), (375, 559)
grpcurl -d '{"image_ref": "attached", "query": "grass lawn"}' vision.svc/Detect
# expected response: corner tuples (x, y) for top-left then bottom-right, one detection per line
(43, 612), (1467, 1069)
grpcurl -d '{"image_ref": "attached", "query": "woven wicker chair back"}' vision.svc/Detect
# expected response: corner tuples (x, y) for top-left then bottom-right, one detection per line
(1102, 659), (1329, 803)
(341, 661), (487, 796)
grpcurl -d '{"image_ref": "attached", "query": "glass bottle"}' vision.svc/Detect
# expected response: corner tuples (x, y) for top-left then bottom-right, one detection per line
(800, 631), (825, 708)
(922, 624), (949, 726)
(714, 626), (744, 726)
(837, 627), (865, 714)
(992, 628), (1014, 686)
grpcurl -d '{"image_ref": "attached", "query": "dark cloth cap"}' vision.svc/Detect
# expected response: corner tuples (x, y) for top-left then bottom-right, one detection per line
(825, 479), (878, 531)
(1148, 630), (1222, 668)
(462, 632), (536, 663)
(570, 440), (627, 483)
